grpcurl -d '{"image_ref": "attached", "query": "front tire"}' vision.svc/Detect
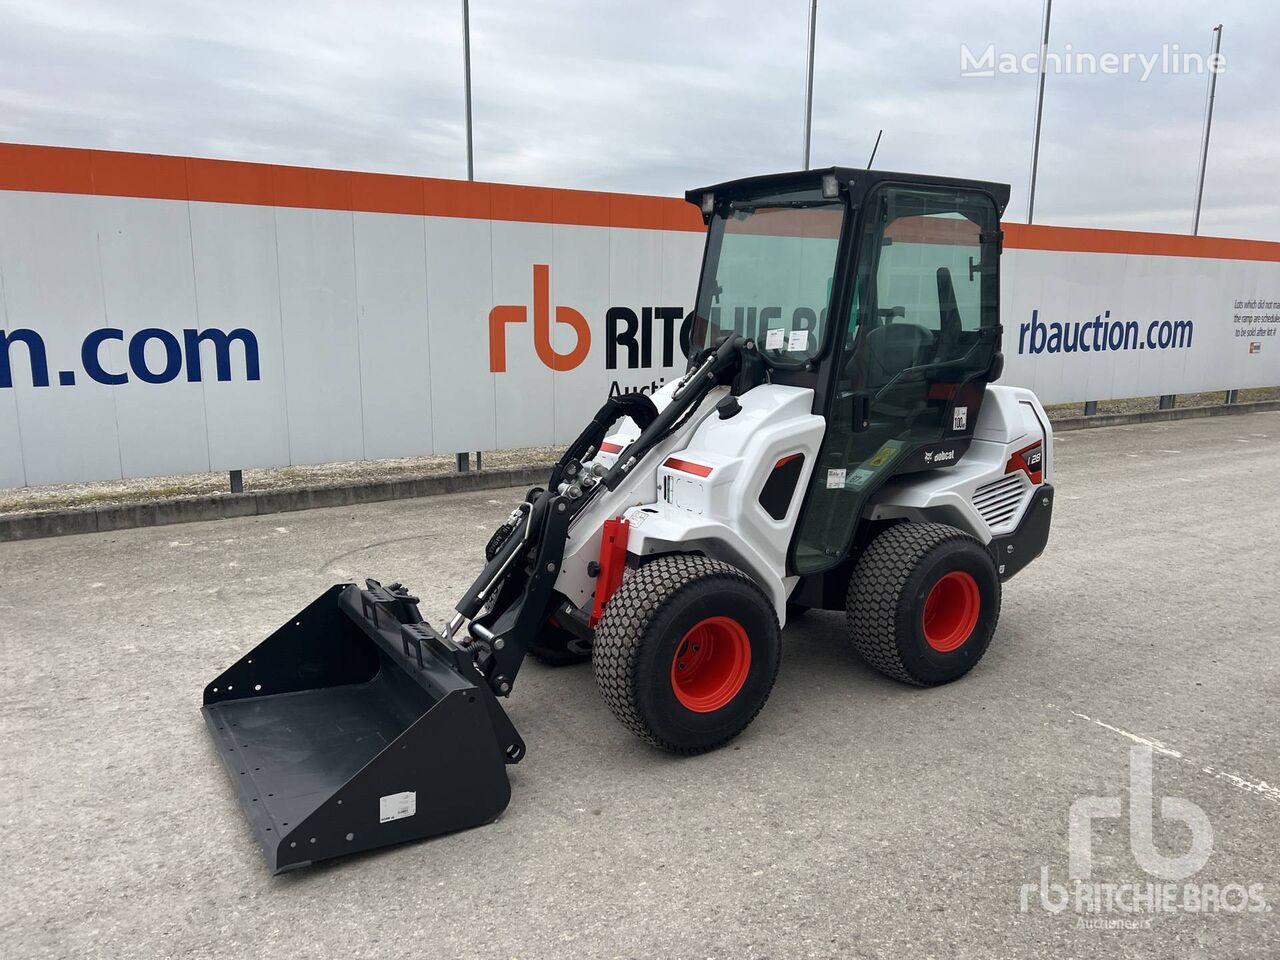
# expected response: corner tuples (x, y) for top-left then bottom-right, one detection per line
(593, 555), (782, 754)
(847, 523), (1001, 686)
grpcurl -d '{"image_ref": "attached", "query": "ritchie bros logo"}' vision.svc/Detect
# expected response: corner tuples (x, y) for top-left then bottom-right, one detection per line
(488, 264), (694, 376)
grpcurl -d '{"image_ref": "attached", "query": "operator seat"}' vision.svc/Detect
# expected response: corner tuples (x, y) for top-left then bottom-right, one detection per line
(864, 321), (933, 389)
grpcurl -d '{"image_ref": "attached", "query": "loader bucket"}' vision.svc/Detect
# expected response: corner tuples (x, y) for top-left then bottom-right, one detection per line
(201, 582), (524, 873)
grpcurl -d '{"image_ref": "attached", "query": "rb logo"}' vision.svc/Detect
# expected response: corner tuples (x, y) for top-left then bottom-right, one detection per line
(489, 265), (590, 372)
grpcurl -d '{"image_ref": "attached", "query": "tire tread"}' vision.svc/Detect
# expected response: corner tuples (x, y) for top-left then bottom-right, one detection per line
(846, 522), (1001, 686)
(593, 554), (780, 754)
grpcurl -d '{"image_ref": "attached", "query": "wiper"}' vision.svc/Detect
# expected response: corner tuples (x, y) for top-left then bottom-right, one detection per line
(729, 200), (834, 213)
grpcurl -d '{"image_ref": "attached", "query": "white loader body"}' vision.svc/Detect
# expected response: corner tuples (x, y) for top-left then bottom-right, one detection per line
(554, 381), (1053, 625)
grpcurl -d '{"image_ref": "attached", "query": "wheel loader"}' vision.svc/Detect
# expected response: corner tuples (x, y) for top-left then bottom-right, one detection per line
(202, 167), (1054, 872)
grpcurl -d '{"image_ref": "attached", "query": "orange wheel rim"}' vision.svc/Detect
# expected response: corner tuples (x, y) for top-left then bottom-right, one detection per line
(922, 571), (981, 653)
(670, 616), (752, 712)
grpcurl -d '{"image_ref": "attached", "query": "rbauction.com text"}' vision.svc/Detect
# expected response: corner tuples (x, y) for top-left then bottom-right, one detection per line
(0, 327), (258, 388)
(1018, 310), (1193, 354)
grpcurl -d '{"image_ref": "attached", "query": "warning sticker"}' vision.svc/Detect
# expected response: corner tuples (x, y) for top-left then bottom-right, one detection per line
(867, 443), (899, 468)
(826, 468), (846, 489)
(787, 329), (808, 352)
(379, 791), (416, 823)
(764, 327), (786, 350)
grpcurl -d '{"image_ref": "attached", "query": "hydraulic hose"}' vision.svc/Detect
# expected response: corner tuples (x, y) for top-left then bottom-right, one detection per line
(601, 333), (745, 491)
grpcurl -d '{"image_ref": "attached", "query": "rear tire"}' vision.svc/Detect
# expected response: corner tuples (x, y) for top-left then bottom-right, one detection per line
(593, 555), (782, 754)
(847, 523), (1000, 686)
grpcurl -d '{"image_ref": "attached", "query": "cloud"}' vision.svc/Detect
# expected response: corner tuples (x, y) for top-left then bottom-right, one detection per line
(0, 0), (1274, 239)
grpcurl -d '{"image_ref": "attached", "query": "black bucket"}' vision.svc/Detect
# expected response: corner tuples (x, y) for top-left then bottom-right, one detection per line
(202, 582), (523, 873)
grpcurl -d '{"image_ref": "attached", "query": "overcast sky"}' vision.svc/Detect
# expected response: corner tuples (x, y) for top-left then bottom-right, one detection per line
(1, 0), (1275, 239)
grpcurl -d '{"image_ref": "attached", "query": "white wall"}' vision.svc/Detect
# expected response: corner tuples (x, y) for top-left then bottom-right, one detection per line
(1, 186), (1278, 487)
(1001, 247), (1279, 404)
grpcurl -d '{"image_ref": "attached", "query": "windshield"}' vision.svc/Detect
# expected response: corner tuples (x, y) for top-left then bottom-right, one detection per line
(689, 190), (844, 365)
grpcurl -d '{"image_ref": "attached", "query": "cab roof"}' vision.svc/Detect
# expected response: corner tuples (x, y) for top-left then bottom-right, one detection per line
(685, 167), (1011, 222)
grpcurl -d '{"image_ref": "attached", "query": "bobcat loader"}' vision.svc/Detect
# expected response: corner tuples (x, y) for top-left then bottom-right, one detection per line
(203, 167), (1054, 872)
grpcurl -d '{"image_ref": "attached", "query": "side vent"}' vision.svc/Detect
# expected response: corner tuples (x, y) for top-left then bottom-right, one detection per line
(759, 453), (805, 521)
(973, 473), (1027, 531)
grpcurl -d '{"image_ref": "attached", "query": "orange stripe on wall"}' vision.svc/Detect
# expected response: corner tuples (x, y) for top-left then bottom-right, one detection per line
(1002, 222), (1280, 263)
(2, 142), (1279, 261)
(0, 142), (705, 232)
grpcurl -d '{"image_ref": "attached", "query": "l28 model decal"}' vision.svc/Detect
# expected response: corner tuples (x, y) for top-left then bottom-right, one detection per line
(1006, 442), (1045, 484)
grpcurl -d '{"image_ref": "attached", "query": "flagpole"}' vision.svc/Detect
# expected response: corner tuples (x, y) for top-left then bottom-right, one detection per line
(1026, 0), (1052, 223)
(462, 0), (475, 181)
(802, 0), (817, 169)
(1192, 24), (1223, 235)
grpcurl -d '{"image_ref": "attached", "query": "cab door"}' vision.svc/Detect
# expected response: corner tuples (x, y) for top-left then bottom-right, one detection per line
(791, 183), (1003, 575)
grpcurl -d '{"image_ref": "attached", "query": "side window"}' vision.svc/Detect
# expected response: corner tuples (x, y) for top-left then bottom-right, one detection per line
(879, 211), (983, 337)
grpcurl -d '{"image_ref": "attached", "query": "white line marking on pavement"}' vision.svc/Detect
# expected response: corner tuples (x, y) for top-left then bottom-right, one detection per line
(1072, 712), (1182, 758)
(1158, 449), (1182, 454)
(1070, 711), (1279, 806)
(1201, 768), (1280, 805)
(1231, 438), (1251, 443)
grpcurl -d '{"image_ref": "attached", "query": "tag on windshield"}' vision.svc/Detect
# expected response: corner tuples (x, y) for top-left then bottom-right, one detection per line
(764, 327), (786, 350)
(848, 467), (876, 489)
(787, 330), (808, 352)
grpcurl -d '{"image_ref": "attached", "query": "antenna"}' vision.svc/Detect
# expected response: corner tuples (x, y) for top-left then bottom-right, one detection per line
(866, 129), (883, 168)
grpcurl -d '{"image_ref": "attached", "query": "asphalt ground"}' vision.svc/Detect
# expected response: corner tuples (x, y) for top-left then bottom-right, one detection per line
(2, 412), (1277, 959)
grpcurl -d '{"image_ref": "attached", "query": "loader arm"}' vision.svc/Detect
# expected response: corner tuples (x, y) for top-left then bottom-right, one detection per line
(459, 332), (755, 698)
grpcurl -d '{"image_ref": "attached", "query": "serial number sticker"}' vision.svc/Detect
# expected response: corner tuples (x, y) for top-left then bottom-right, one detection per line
(764, 327), (786, 350)
(826, 468), (846, 489)
(787, 329), (809, 352)
(379, 791), (416, 823)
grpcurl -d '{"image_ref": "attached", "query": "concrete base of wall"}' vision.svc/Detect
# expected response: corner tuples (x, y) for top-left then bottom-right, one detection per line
(1050, 398), (1280, 433)
(0, 464), (555, 543)
(4, 398), (1279, 544)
